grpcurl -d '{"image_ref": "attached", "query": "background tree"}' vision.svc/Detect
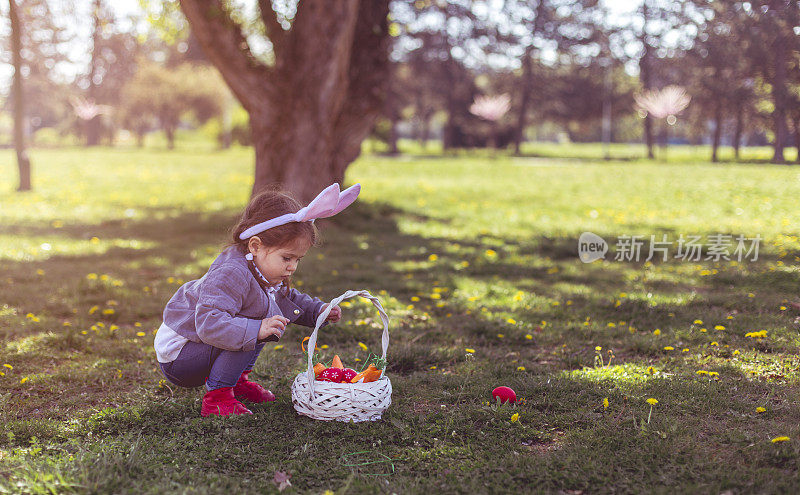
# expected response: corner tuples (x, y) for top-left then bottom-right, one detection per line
(119, 61), (227, 149)
(177, 0), (391, 201)
(9, 0), (31, 191)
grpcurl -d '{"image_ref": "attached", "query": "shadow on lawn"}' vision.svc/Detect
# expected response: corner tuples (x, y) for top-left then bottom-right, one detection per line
(0, 199), (797, 423)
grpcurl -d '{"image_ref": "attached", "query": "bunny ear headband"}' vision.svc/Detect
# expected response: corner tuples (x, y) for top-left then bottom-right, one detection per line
(239, 183), (361, 240)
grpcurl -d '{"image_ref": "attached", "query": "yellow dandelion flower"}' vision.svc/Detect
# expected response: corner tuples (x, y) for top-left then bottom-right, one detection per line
(595, 346), (602, 351)
(465, 348), (475, 354)
(510, 413), (519, 423)
(321, 345), (329, 349)
(430, 293), (441, 300)
(663, 346), (674, 351)
(429, 366), (436, 370)
(485, 249), (497, 258)
(653, 329), (661, 336)
(693, 319), (703, 325)
(780, 306), (787, 311)
(21, 376), (29, 384)
(772, 436), (790, 443)
(102, 309), (115, 315)
(3, 364), (13, 370)
(428, 254), (438, 262)
(273, 345), (284, 350)
(733, 350), (740, 356)
(86, 273), (98, 280)
(525, 334), (533, 340)
(88, 305), (99, 315)
(507, 318), (516, 325)
(136, 332), (146, 337)
(497, 333), (505, 339)
(696, 370), (708, 375)
(603, 398), (609, 409)
(714, 325), (725, 330)
(607, 322), (616, 328)
(358, 342), (368, 351)
(100, 274), (109, 281)
(708, 371), (719, 377)
(646, 398), (658, 405)
(756, 407), (766, 413)
(700, 328), (707, 333)
(516, 366), (526, 371)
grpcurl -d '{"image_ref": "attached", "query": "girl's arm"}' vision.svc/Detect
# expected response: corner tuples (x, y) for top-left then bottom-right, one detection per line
(285, 288), (327, 327)
(195, 264), (262, 351)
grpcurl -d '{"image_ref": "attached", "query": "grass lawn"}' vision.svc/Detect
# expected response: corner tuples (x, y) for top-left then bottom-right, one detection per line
(2, 143), (800, 493)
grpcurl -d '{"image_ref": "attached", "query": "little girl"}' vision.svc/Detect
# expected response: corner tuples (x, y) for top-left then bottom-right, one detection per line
(154, 183), (360, 417)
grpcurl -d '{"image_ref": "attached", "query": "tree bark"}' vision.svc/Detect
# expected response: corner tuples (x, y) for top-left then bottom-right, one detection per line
(86, 0), (102, 146)
(180, 0), (390, 202)
(733, 102), (743, 160)
(711, 102), (722, 163)
(771, 33), (788, 164)
(640, 1), (655, 159)
(10, 0), (31, 192)
(514, 46), (534, 156)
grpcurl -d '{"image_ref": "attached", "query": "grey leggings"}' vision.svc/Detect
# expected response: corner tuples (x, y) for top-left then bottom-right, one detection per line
(159, 340), (265, 392)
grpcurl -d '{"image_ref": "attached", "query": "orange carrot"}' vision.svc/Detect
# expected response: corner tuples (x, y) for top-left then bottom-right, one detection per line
(351, 364), (383, 383)
(331, 355), (343, 369)
(313, 363), (326, 377)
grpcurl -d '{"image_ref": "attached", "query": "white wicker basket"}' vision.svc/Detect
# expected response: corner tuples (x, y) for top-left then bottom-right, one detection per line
(291, 289), (392, 422)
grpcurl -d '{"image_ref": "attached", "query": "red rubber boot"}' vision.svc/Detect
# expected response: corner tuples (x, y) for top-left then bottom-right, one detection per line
(200, 387), (253, 417)
(233, 370), (276, 403)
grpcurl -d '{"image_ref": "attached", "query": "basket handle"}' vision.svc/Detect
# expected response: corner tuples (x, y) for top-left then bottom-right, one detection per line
(305, 289), (389, 397)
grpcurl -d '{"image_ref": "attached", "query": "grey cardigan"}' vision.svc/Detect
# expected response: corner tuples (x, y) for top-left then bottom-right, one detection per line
(162, 246), (326, 352)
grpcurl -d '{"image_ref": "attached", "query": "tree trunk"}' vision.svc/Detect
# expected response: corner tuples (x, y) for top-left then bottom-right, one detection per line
(10, 0), (31, 192)
(514, 46), (534, 156)
(165, 126), (175, 150)
(640, 1), (655, 159)
(388, 117), (399, 155)
(179, 0), (390, 202)
(733, 103), (743, 160)
(794, 117), (800, 164)
(771, 33), (788, 164)
(711, 102), (722, 163)
(86, 0), (102, 147)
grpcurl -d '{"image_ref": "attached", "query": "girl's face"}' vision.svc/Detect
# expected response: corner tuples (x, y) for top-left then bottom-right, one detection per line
(249, 237), (310, 286)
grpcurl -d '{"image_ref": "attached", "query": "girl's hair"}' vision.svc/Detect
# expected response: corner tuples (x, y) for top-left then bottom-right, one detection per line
(229, 186), (319, 294)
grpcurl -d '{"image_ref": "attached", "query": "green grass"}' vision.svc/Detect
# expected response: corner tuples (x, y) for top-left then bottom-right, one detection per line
(2, 143), (800, 493)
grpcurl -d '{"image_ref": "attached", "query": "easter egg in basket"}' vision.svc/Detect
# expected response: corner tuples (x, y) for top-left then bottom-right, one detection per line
(318, 367), (344, 383)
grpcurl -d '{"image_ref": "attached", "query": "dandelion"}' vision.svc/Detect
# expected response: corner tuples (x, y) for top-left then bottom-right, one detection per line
(772, 436), (790, 443)
(693, 319), (703, 325)
(708, 371), (719, 378)
(646, 398), (658, 424)
(3, 364), (12, 370)
(465, 348), (475, 354)
(136, 332), (145, 337)
(780, 306), (787, 311)
(411, 296), (420, 302)
(428, 254), (438, 262)
(525, 334), (533, 340)
(700, 328), (707, 333)
(663, 346), (674, 351)
(733, 350), (740, 356)
(696, 370), (709, 375)
(710, 341), (719, 346)
(86, 273), (98, 280)
(321, 345), (329, 349)
(510, 413), (520, 423)
(507, 318), (516, 325)
(595, 346), (602, 351)
(485, 249), (497, 258)
(497, 333), (505, 339)
(756, 407), (766, 413)
(357, 342), (368, 351)
(516, 366), (526, 371)
(653, 329), (661, 336)
(429, 366), (436, 370)
(102, 309), (115, 316)
(603, 397), (609, 409)
(714, 325), (725, 331)
(274, 345), (284, 350)
(88, 305), (99, 315)
(20, 377), (28, 384)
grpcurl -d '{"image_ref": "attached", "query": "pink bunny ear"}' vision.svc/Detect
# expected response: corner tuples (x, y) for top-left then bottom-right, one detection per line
(299, 183), (340, 221)
(330, 183), (361, 215)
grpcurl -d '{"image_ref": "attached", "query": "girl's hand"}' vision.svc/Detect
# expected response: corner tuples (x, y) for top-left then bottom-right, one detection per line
(259, 315), (289, 341)
(323, 304), (342, 323)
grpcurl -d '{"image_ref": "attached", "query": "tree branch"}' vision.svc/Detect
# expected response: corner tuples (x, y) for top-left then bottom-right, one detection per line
(178, 0), (271, 113)
(257, 0), (286, 59)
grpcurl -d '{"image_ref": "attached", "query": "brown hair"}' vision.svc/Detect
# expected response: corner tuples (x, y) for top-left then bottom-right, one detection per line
(230, 186), (319, 295)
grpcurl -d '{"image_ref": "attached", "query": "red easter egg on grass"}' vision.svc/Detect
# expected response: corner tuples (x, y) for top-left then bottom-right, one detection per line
(492, 386), (516, 404)
(318, 368), (344, 382)
(341, 368), (357, 382)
